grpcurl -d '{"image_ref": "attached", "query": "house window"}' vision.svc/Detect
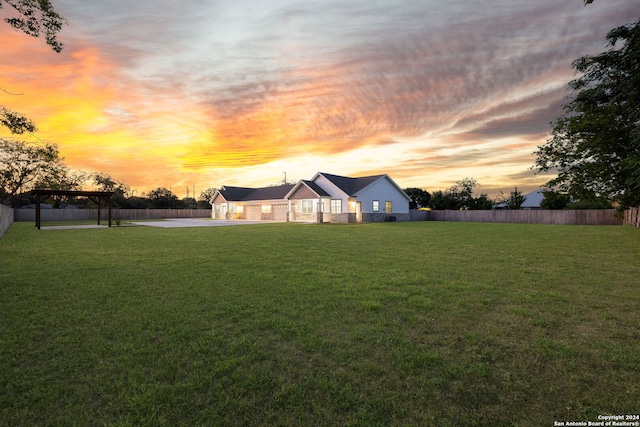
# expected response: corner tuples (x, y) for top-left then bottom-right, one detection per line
(330, 199), (342, 213)
(214, 204), (221, 214)
(373, 200), (379, 212)
(228, 203), (235, 213)
(385, 201), (392, 213)
(302, 200), (313, 214)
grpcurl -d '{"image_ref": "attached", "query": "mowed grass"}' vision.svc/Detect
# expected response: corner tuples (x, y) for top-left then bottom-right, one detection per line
(1, 221), (638, 426)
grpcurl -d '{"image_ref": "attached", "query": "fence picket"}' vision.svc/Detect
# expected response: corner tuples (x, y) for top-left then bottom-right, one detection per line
(427, 209), (622, 225)
(624, 207), (640, 228)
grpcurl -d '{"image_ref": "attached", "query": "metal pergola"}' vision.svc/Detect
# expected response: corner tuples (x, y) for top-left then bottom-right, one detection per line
(31, 190), (115, 229)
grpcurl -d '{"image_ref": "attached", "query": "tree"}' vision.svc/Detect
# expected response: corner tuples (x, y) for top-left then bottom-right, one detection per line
(182, 197), (197, 209)
(566, 197), (612, 210)
(540, 190), (570, 210)
(1, 0), (66, 51)
(403, 187), (431, 209)
(429, 190), (458, 210)
(0, 106), (37, 134)
(1, 0), (66, 134)
(534, 20), (640, 210)
(0, 139), (66, 206)
(91, 172), (130, 207)
(198, 187), (217, 208)
(468, 193), (494, 210)
(502, 187), (526, 210)
(429, 178), (493, 210)
(146, 187), (178, 209)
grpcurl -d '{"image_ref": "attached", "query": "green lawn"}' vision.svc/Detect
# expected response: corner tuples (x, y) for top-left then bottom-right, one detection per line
(1, 222), (638, 426)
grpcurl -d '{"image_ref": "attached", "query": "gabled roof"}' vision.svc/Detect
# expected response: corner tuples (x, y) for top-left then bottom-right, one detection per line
(217, 184), (295, 202)
(214, 172), (410, 203)
(247, 184), (295, 200)
(494, 189), (545, 208)
(521, 190), (544, 208)
(315, 172), (411, 201)
(285, 180), (331, 199)
(218, 186), (255, 201)
(316, 172), (386, 196)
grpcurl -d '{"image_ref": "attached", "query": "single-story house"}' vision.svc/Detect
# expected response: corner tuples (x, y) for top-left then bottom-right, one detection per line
(211, 172), (411, 223)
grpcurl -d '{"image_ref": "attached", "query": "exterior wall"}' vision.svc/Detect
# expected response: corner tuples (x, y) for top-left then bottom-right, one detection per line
(355, 178), (410, 214)
(289, 185), (317, 199)
(291, 211), (320, 222)
(0, 204), (14, 239)
(313, 175), (349, 218)
(323, 212), (349, 223)
(289, 198), (325, 223)
(362, 212), (390, 223)
(303, 176), (410, 223)
(212, 194), (227, 219)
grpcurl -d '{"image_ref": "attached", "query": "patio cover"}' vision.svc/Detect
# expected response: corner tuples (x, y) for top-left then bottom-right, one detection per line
(31, 190), (115, 229)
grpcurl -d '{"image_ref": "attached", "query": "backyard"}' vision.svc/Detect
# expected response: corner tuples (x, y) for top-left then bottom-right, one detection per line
(0, 221), (638, 426)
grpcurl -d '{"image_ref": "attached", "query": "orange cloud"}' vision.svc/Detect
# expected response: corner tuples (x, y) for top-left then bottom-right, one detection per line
(1, 27), (217, 193)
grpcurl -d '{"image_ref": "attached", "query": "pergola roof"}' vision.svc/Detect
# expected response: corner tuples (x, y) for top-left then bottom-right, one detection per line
(31, 190), (115, 229)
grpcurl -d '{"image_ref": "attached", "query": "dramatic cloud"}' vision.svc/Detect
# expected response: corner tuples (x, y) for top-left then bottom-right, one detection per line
(2, 0), (637, 196)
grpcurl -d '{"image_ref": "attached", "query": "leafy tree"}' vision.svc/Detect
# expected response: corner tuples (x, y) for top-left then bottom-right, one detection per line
(469, 193), (494, 210)
(429, 178), (493, 210)
(145, 187), (178, 209)
(91, 172), (130, 207)
(502, 187), (526, 210)
(403, 187), (431, 209)
(540, 190), (570, 210)
(429, 190), (458, 210)
(449, 177), (477, 209)
(121, 196), (148, 209)
(1, 0), (66, 52)
(1, 0), (66, 134)
(534, 20), (640, 210)
(182, 197), (197, 209)
(0, 139), (65, 206)
(198, 187), (217, 208)
(0, 106), (36, 134)
(566, 197), (613, 210)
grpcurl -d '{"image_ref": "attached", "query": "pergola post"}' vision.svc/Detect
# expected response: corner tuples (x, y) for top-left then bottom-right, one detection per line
(97, 197), (101, 226)
(108, 195), (112, 227)
(35, 193), (41, 229)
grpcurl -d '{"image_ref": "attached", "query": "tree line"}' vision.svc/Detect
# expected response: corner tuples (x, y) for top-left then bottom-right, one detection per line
(0, 138), (215, 209)
(403, 181), (613, 211)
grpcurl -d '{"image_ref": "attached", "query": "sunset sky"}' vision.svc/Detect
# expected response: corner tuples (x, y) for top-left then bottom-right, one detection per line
(1, 0), (638, 198)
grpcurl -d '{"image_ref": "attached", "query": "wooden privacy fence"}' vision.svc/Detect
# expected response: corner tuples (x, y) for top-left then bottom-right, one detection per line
(426, 209), (622, 225)
(14, 208), (212, 222)
(624, 207), (640, 228)
(0, 204), (14, 239)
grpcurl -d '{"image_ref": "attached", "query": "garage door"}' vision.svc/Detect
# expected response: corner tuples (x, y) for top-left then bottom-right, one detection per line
(245, 205), (262, 221)
(272, 204), (288, 221)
